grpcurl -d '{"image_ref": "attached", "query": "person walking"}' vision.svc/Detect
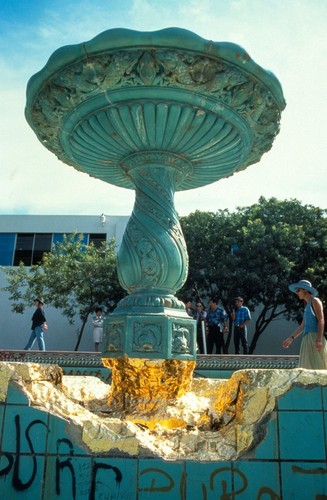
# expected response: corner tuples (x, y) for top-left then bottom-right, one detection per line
(232, 297), (251, 354)
(24, 298), (47, 351)
(282, 279), (327, 369)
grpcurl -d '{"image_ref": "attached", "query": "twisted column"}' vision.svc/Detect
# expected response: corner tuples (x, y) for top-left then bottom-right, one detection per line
(116, 152), (192, 311)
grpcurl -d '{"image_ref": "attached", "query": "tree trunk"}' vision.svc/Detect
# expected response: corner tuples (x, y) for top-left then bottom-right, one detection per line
(249, 305), (287, 354)
(74, 312), (90, 351)
(224, 325), (232, 354)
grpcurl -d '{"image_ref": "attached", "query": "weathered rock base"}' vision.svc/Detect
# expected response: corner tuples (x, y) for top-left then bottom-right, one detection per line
(1, 361), (326, 461)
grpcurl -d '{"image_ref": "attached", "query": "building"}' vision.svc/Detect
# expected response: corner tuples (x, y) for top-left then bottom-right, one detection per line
(0, 214), (129, 351)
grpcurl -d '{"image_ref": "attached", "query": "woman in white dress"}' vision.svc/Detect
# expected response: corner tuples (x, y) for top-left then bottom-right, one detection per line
(92, 307), (104, 352)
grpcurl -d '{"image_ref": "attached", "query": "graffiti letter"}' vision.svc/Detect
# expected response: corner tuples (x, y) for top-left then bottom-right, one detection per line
(89, 462), (123, 500)
(209, 466), (247, 498)
(55, 438), (76, 499)
(257, 486), (280, 499)
(139, 468), (174, 492)
(13, 415), (48, 491)
(0, 453), (14, 476)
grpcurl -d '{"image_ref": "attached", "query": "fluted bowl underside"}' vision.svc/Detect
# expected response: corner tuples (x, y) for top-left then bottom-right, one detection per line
(62, 91), (251, 190)
(25, 28), (286, 190)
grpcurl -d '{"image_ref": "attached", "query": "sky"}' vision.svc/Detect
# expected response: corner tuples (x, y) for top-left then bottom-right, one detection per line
(0, 0), (326, 218)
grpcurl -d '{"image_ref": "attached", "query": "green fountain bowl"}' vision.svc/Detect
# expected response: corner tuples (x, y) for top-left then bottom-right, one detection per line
(25, 27), (286, 191)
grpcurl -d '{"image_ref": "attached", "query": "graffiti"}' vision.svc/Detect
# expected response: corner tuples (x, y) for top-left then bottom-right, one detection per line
(292, 465), (327, 475)
(0, 414), (125, 499)
(139, 467), (281, 499)
(0, 413), (326, 498)
(139, 468), (175, 492)
(257, 487), (281, 500)
(209, 466), (247, 497)
(0, 414), (48, 491)
(56, 439), (76, 498)
(139, 469), (187, 498)
(54, 439), (125, 499)
(89, 462), (123, 499)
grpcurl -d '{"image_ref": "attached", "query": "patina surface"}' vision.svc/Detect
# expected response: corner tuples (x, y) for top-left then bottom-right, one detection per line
(25, 28), (285, 187)
(25, 28), (286, 394)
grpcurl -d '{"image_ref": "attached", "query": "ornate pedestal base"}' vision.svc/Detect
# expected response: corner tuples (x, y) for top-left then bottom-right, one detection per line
(102, 357), (196, 416)
(102, 310), (196, 360)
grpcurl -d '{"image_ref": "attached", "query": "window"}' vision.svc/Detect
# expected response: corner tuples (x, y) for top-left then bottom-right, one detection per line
(13, 233), (52, 266)
(0, 234), (16, 266)
(0, 232), (107, 266)
(14, 234), (34, 266)
(32, 234), (52, 264)
(89, 233), (106, 248)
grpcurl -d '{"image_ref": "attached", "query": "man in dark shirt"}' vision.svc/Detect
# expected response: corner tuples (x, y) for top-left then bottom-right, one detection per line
(24, 298), (47, 351)
(194, 302), (207, 354)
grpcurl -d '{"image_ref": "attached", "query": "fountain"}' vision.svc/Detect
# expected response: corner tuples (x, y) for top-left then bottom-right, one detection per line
(25, 28), (285, 415)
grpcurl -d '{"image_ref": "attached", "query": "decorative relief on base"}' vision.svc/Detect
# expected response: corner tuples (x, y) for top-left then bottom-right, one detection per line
(102, 314), (196, 360)
(132, 323), (162, 353)
(104, 322), (124, 353)
(116, 293), (186, 311)
(171, 323), (193, 355)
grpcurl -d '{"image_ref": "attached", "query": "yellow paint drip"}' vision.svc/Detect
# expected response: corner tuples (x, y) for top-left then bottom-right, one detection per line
(127, 416), (188, 430)
(102, 357), (196, 415)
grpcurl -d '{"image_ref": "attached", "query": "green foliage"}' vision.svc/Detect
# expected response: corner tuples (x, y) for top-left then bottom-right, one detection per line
(2, 234), (125, 350)
(180, 197), (327, 353)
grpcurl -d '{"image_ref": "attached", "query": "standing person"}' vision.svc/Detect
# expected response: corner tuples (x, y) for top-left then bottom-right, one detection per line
(185, 299), (194, 318)
(206, 298), (228, 354)
(282, 280), (327, 369)
(194, 302), (207, 354)
(24, 298), (47, 351)
(232, 297), (251, 354)
(92, 307), (104, 352)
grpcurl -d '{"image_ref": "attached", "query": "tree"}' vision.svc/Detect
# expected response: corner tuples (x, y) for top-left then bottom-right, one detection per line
(2, 234), (125, 350)
(179, 197), (327, 353)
